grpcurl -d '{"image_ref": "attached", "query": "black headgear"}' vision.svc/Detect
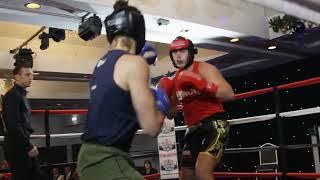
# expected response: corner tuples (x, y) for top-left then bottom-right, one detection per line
(104, 1), (146, 54)
(169, 36), (197, 69)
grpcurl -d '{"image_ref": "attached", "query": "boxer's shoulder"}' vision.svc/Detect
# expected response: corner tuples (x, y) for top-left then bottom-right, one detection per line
(118, 54), (147, 67)
(115, 54), (148, 74)
(198, 61), (216, 70)
(198, 61), (219, 76)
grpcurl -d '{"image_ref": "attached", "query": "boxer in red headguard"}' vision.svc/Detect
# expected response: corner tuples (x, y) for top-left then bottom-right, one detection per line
(158, 36), (235, 180)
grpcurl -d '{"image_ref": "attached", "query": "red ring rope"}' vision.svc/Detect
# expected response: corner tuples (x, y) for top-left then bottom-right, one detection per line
(143, 172), (320, 179)
(27, 76), (319, 114)
(47, 109), (88, 115)
(234, 76), (320, 100)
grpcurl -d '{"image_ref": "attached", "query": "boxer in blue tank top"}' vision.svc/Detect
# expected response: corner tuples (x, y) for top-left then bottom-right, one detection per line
(77, 1), (170, 179)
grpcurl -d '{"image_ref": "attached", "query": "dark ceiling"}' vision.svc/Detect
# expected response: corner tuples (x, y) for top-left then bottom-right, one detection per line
(151, 27), (320, 83)
(197, 27), (320, 74)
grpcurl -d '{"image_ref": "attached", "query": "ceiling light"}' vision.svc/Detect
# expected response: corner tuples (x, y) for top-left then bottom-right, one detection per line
(230, 38), (239, 43)
(268, 46), (277, 50)
(180, 29), (189, 33)
(72, 115), (78, 122)
(24, 2), (41, 9)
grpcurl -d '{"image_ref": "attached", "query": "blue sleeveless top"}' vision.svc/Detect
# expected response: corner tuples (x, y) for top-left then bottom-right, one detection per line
(82, 50), (139, 152)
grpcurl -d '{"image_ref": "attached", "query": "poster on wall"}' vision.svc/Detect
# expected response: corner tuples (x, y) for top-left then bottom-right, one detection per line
(157, 118), (179, 179)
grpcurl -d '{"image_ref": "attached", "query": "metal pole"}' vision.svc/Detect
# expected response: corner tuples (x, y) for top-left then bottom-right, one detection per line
(274, 87), (287, 180)
(9, 26), (46, 54)
(44, 109), (52, 179)
(44, 110), (50, 148)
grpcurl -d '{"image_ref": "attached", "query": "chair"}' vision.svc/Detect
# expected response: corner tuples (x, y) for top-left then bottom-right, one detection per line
(256, 143), (278, 180)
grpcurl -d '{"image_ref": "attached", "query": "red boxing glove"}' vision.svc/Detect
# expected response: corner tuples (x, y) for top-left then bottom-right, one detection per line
(157, 77), (174, 97)
(3, 173), (11, 180)
(177, 71), (218, 96)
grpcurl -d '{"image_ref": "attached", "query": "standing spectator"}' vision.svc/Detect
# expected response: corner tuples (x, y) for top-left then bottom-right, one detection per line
(2, 65), (41, 180)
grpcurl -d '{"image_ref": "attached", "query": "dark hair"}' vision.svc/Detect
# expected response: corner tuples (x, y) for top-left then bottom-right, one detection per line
(12, 65), (31, 76)
(113, 0), (138, 12)
(144, 160), (152, 165)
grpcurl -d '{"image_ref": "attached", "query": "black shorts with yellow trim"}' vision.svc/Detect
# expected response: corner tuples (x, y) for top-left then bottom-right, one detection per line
(181, 113), (230, 169)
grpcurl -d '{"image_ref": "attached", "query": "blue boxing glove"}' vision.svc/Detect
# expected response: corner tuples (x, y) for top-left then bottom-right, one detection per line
(151, 87), (171, 115)
(140, 43), (158, 65)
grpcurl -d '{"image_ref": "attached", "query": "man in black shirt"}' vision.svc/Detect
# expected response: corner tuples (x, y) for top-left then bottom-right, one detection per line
(2, 65), (40, 180)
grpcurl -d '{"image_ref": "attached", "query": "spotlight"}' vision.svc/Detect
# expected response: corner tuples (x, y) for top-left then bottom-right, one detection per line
(13, 48), (34, 67)
(230, 38), (239, 43)
(157, 18), (170, 26)
(293, 21), (306, 33)
(268, 46), (277, 50)
(78, 14), (102, 41)
(24, 2), (41, 9)
(49, 28), (65, 42)
(39, 32), (49, 50)
(38, 28), (65, 50)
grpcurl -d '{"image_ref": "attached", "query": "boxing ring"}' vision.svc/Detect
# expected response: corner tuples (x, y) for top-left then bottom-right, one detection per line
(0, 76), (319, 179)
